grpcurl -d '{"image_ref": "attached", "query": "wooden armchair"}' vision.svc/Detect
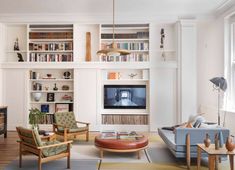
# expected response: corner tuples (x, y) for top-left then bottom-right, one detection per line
(16, 126), (72, 170)
(53, 112), (89, 141)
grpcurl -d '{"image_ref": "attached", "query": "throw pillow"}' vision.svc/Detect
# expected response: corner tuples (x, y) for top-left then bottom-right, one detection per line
(193, 116), (206, 128)
(199, 122), (218, 128)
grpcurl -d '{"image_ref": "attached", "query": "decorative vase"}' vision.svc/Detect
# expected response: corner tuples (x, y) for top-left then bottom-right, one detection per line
(218, 131), (224, 148)
(204, 133), (211, 147)
(226, 136), (235, 152)
(215, 133), (219, 150)
(33, 93), (42, 102)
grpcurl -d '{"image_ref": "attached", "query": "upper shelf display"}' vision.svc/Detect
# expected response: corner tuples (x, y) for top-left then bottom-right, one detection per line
(28, 24), (74, 62)
(99, 24), (149, 62)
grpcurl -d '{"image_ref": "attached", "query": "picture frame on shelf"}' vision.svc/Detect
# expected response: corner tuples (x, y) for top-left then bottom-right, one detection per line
(55, 103), (70, 112)
(41, 104), (49, 113)
(47, 93), (55, 102)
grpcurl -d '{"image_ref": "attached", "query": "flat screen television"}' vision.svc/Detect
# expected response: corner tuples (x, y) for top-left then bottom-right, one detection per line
(104, 85), (146, 109)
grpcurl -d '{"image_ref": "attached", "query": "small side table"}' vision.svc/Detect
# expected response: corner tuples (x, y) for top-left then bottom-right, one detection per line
(40, 133), (56, 142)
(197, 144), (235, 170)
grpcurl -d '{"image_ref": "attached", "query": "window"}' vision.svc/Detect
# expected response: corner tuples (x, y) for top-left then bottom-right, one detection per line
(225, 16), (235, 111)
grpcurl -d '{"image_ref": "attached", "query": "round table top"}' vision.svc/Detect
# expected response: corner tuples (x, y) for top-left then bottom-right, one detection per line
(94, 134), (148, 150)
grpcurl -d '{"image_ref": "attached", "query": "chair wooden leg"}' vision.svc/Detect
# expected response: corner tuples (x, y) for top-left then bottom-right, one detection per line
(229, 155), (234, 170)
(19, 143), (22, 168)
(67, 143), (71, 169)
(38, 157), (42, 170)
(64, 134), (67, 142)
(86, 131), (89, 141)
(38, 150), (42, 170)
(186, 133), (191, 169)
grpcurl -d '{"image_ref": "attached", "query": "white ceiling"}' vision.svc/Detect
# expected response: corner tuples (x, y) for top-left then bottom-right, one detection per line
(0, 0), (234, 20)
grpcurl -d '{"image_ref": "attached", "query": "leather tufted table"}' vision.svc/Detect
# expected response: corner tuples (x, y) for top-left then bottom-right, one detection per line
(94, 134), (148, 159)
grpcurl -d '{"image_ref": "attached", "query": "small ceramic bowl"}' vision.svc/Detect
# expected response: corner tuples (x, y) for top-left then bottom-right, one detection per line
(47, 74), (52, 78)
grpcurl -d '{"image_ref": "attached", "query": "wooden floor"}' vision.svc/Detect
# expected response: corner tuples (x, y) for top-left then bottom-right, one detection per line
(0, 131), (18, 170)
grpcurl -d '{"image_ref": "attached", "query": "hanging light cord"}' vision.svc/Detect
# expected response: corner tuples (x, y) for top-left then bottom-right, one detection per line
(112, 0), (115, 46)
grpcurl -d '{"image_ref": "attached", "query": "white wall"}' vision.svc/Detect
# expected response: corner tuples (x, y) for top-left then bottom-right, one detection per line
(197, 8), (235, 135)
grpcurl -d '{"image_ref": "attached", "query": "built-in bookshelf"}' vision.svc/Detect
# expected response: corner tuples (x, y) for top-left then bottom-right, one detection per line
(28, 24), (74, 62)
(99, 24), (149, 62)
(28, 69), (74, 124)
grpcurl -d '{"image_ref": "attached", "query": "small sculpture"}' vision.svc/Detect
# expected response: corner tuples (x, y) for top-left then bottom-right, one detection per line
(204, 133), (211, 147)
(63, 71), (71, 79)
(215, 133), (219, 150)
(14, 38), (20, 51)
(160, 28), (166, 61)
(160, 28), (165, 49)
(17, 53), (24, 62)
(129, 73), (137, 79)
(53, 83), (58, 91)
(218, 131), (224, 148)
(226, 135), (235, 152)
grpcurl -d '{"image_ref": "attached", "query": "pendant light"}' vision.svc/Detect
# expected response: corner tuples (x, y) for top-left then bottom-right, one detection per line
(97, 0), (130, 57)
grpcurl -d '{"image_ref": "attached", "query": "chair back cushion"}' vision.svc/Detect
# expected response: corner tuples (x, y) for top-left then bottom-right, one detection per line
(16, 126), (43, 147)
(54, 112), (77, 131)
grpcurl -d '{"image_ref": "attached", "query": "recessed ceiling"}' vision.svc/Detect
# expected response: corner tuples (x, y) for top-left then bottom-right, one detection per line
(0, 0), (233, 18)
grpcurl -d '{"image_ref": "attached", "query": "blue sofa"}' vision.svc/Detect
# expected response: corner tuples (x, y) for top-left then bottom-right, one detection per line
(158, 127), (230, 168)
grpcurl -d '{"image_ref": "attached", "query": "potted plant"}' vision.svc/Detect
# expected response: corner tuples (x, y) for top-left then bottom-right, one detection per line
(29, 108), (46, 133)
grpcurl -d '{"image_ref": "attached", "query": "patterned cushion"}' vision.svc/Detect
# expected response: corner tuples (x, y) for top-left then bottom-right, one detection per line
(42, 140), (67, 157)
(17, 127), (35, 146)
(54, 112), (78, 131)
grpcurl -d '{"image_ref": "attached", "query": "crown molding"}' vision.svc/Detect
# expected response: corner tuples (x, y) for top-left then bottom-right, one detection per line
(0, 13), (216, 24)
(214, 0), (235, 17)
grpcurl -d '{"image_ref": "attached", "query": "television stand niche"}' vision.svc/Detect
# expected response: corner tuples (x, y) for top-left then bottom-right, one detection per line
(0, 106), (7, 138)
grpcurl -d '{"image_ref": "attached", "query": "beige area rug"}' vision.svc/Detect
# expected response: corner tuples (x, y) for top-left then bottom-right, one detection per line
(71, 140), (149, 163)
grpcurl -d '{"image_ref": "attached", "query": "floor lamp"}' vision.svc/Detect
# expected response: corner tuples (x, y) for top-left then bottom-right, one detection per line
(210, 77), (227, 126)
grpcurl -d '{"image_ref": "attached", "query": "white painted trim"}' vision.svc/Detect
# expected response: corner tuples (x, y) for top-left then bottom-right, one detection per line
(0, 13), (216, 24)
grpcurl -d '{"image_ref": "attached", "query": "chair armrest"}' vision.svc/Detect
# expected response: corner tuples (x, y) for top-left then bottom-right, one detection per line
(53, 123), (68, 128)
(75, 121), (90, 125)
(53, 123), (68, 133)
(37, 140), (73, 149)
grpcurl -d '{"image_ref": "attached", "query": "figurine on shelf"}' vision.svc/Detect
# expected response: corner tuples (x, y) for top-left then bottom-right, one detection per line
(160, 28), (166, 61)
(160, 28), (165, 49)
(63, 71), (71, 79)
(129, 73), (137, 79)
(14, 38), (20, 51)
(17, 53), (24, 62)
(53, 83), (58, 91)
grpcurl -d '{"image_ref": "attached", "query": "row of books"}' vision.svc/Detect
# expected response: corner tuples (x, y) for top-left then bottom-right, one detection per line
(29, 53), (73, 62)
(102, 42), (149, 51)
(29, 32), (73, 39)
(99, 53), (149, 62)
(37, 114), (54, 124)
(101, 32), (149, 39)
(29, 42), (73, 51)
(101, 115), (148, 125)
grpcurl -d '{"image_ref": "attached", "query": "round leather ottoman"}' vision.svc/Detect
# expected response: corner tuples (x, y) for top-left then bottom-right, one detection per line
(94, 135), (148, 159)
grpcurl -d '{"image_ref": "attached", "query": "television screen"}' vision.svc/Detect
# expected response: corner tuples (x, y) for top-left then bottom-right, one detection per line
(104, 85), (146, 109)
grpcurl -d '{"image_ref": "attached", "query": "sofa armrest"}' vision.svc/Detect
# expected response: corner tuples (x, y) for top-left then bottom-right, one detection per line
(175, 128), (230, 145)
